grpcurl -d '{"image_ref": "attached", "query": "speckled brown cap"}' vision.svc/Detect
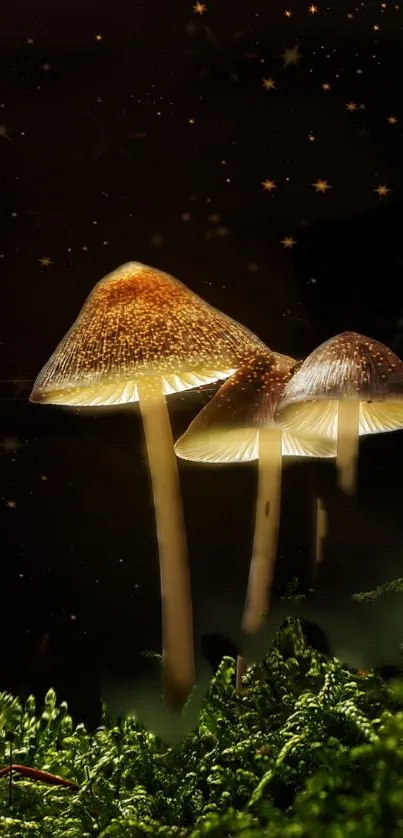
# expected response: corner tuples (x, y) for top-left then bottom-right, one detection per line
(274, 331), (403, 439)
(174, 352), (336, 463)
(29, 262), (268, 407)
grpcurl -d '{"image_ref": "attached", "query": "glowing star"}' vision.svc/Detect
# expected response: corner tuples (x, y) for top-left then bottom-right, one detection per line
(284, 10), (293, 18)
(280, 236), (297, 248)
(309, 4), (318, 13)
(312, 179), (332, 193)
(261, 179), (277, 192)
(193, 1), (206, 13)
(374, 184), (390, 198)
(373, 24), (380, 32)
(281, 44), (302, 68)
(322, 82), (331, 91)
(262, 77), (276, 90)
(388, 116), (398, 125)
(346, 102), (358, 112)
(308, 133), (315, 142)
(0, 125), (10, 140)
(95, 34), (103, 41)
(6, 500), (17, 508)
(39, 256), (53, 267)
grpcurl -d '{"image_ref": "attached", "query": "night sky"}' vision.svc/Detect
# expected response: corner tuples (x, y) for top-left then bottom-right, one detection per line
(1, 0), (403, 734)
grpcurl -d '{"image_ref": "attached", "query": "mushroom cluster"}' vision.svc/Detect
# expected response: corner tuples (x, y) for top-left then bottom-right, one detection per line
(30, 262), (267, 711)
(30, 263), (403, 709)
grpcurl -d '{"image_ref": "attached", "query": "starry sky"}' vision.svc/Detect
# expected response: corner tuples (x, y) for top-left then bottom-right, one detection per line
(1, 0), (403, 728)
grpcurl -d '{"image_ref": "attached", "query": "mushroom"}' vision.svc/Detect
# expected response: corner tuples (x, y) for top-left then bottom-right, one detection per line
(274, 331), (403, 496)
(174, 351), (336, 690)
(29, 261), (267, 711)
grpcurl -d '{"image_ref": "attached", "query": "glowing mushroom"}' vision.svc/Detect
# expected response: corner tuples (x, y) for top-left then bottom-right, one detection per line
(174, 351), (335, 690)
(29, 261), (267, 711)
(274, 331), (403, 496)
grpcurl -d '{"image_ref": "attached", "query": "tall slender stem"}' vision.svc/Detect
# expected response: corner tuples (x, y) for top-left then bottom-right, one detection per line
(137, 377), (195, 711)
(236, 428), (283, 690)
(336, 398), (361, 496)
(313, 496), (327, 578)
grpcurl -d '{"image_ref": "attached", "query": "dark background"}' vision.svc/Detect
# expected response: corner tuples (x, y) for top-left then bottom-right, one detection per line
(1, 0), (403, 736)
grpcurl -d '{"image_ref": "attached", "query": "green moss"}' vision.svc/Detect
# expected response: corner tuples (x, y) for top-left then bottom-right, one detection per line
(1, 611), (403, 836)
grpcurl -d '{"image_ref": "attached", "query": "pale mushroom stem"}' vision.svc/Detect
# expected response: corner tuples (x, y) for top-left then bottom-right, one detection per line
(137, 377), (195, 712)
(236, 428), (283, 691)
(336, 398), (361, 496)
(313, 496), (327, 580)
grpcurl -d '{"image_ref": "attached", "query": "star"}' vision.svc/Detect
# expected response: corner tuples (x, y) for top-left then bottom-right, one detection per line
(312, 179), (332, 193)
(95, 34), (103, 41)
(284, 10), (293, 18)
(281, 44), (302, 68)
(6, 500), (17, 509)
(261, 179), (277, 192)
(346, 102), (358, 112)
(38, 256), (53, 267)
(262, 77), (276, 91)
(374, 184), (390, 198)
(309, 4), (318, 13)
(193, 2), (207, 13)
(322, 82), (331, 91)
(280, 236), (297, 248)
(0, 125), (10, 140)
(42, 63), (51, 72)
(388, 116), (398, 125)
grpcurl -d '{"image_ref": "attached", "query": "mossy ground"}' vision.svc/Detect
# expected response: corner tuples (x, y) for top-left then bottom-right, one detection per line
(1, 608), (403, 837)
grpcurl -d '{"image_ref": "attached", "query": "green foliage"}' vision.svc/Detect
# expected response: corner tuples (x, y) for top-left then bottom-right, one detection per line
(1, 619), (403, 836)
(352, 578), (403, 601)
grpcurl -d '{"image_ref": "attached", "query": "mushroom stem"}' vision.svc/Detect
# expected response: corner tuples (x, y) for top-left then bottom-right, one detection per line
(336, 398), (361, 495)
(313, 496), (327, 579)
(236, 429), (283, 692)
(242, 428), (283, 633)
(137, 377), (195, 711)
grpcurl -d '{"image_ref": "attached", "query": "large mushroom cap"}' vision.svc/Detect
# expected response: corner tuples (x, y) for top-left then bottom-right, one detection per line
(174, 352), (336, 463)
(274, 331), (403, 439)
(30, 262), (267, 407)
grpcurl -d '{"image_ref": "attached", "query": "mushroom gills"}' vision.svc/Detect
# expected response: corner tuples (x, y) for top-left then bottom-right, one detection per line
(277, 399), (403, 439)
(32, 368), (237, 407)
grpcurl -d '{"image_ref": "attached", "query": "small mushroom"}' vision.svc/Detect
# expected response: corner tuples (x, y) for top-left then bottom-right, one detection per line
(30, 261), (266, 711)
(174, 351), (335, 689)
(274, 331), (403, 495)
